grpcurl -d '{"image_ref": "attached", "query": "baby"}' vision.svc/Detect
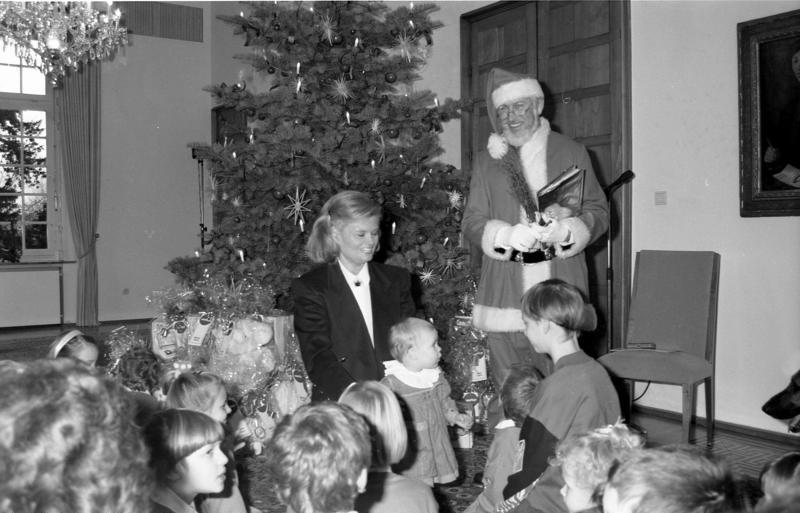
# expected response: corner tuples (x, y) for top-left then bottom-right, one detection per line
(381, 317), (472, 485)
(553, 421), (644, 513)
(47, 329), (98, 367)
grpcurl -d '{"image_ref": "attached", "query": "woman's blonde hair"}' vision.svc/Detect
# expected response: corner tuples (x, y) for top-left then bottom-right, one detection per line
(339, 381), (408, 468)
(305, 190), (381, 263)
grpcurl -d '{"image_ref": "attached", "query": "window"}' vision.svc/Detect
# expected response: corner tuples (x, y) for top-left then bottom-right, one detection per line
(0, 45), (61, 263)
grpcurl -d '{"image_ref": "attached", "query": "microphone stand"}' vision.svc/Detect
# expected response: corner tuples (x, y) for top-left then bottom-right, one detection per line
(603, 170), (635, 354)
(192, 148), (207, 247)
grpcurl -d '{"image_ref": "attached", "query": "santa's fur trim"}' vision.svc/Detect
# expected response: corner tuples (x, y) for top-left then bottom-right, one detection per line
(488, 133), (508, 159)
(472, 304), (524, 332)
(492, 78), (544, 108)
(555, 217), (592, 259)
(521, 258), (551, 294)
(482, 220), (514, 261)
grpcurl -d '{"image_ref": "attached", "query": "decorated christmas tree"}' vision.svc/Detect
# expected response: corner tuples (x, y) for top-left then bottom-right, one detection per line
(167, 1), (476, 337)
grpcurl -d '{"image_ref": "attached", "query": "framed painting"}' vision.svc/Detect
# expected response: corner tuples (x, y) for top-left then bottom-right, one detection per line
(738, 9), (800, 217)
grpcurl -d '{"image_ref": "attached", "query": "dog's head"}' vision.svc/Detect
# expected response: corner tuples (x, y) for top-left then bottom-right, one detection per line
(763, 369), (800, 433)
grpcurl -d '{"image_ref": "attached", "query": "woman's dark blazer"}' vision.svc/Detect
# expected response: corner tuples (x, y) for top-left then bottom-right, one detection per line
(292, 261), (416, 401)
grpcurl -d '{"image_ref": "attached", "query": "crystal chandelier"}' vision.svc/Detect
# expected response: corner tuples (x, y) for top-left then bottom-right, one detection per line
(0, 1), (128, 83)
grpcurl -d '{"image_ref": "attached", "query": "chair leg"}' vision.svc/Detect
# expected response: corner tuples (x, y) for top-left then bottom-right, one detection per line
(705, 377), (714, 445)
(681, 384), (694, 444)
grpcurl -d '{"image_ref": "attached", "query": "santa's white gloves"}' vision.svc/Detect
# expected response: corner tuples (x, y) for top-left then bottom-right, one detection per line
(534, 218), (572, 245)
(496, 223), (540, 252)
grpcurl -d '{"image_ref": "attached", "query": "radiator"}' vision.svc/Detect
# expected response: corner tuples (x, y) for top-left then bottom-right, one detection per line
(0, 263), (63, 327)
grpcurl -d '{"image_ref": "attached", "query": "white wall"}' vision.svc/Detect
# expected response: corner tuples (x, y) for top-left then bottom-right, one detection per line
(60, 2), (214, 322)
(630, 0), (800, 433)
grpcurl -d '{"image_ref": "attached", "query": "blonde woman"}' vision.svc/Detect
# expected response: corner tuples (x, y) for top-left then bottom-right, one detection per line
(293, 190), (416, 401)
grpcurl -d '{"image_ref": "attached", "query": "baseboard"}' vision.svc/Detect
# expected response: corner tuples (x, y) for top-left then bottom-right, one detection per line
(633, 405), (799, 446)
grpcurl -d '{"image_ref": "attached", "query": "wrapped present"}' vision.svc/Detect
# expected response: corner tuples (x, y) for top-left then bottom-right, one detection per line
(207, 317), (277, 396)
(150, 313), (213, 369)
(266, 312), (294, 360)
(269, 372), (311, 418)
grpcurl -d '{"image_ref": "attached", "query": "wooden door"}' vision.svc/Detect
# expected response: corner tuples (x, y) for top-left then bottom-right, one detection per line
(461, 1), (632, 356)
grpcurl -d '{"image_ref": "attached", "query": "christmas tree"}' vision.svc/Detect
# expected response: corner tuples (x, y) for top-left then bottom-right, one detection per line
(167, 1), (475, 337)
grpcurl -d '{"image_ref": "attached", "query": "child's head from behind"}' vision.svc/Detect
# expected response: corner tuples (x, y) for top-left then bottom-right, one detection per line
(500, 364), (540, 425)
(165, 372), (230, 423)
(389, 317), (440, 372)
(48, 330), (98, 367)
(143, 409), (227, 498)
(339, 380), (407, 469)
(603, 446), (740, 513)
(521, 279), (595, 355)
(759, 451), (800, 506)
(266, 402), (371, 513)
(553, 421), (644, 513)
(0, 359), (151, 513)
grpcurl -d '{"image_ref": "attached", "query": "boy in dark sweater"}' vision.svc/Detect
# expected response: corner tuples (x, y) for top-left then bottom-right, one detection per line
(499, 279), (620, 513)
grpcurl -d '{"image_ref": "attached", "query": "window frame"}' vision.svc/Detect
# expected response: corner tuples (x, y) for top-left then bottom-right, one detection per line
(0, 88), (63, 263)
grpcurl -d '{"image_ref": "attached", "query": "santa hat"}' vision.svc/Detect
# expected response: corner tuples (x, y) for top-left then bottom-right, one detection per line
(485, 68), (544, 133)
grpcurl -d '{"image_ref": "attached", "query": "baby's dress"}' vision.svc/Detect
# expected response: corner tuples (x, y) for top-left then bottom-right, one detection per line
(381, 361), (461, 484)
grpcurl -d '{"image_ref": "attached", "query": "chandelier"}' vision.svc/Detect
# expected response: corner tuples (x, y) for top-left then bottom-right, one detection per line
(0, 1), (128, 83)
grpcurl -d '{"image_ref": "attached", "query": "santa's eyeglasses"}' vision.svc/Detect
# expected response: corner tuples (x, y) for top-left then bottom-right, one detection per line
(496, 98), (536, 119)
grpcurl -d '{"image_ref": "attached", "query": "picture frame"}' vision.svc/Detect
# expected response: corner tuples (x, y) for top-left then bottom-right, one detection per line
(738, 9), (800, 217)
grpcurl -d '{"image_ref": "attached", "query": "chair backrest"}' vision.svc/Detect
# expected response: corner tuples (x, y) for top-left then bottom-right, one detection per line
(625, 250), (720, 362)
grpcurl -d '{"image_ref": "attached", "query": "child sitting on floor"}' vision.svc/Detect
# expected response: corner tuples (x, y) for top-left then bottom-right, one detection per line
(339, 380), (438, 513)
(464, 364), (540, 513)
(552, 421), (643, 513)
(47, 329), (99, 367)
(265, 402), (371, 513)
(381, 317), (473, 486)
(602, 446), (742, 513)
(165, 372), (252, 513)
(756, 451), (800, 511)
(143, 408), (228, 513)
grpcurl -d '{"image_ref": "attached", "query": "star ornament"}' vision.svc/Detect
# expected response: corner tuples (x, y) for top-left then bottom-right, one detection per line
(370, 118), (382, 135)
(439, 254), (465, 278)
(419, 268), (438, 285)
(320, 14), (334, 45)
(448, 189), (463, 209)
(332, 76), (352, 101)
(284, 187), (312, 225)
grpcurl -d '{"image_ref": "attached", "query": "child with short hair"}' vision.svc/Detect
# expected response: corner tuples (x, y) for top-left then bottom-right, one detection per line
(553, 421), (644, 513)
(501, 279), (620, 513)
(0, 359), (151, 513)
(165, 372), (250, 513)
(47, 329), (99, 367)
(601, 446), (742, 513)
(756, 451), (800, 510)
(380, 317), (473, 485)
(143, 408), (229, 513)
(464, 364), (540, 513)
(265, 402), (371, 513)
(339, 380), (438, 513)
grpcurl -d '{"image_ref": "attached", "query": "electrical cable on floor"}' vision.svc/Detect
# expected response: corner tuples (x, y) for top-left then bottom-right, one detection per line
(633, 381), (651, 402)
